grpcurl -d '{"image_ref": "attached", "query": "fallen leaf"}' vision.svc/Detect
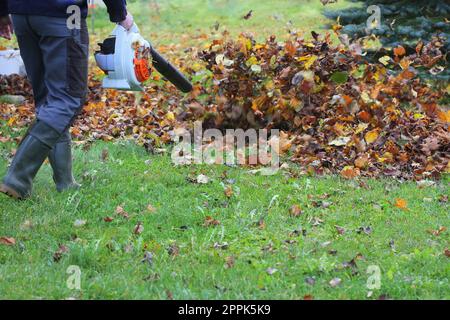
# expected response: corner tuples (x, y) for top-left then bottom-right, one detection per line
(335, 225), (346, 235)
(224, 256), (235, 269)
(365, 129), (380, 144)
(73, 219), (87, 228)
(203, 216), (220, 227)
(53, 244), (69, 262)
(329, 277), (342, 287)
(224, 185), (233, 198)
(134, 222), (144, 235)
(394, 45), (406, 58)
(340, 166), (360, 179)
(0, 237), (16, 246)
(394, 198), (408, 210)
(167, 243), (180, 257)
(427, 226), (447, 236)
(266, 267), (278, 275)
(116, 205), (130, 219)
(196, 174), (210, 184)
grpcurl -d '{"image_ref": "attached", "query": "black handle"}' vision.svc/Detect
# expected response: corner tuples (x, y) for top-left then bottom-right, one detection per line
(151, 48), (193, 93)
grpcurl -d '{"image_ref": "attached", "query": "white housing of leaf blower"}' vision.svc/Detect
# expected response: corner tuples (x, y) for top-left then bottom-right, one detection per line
(94, 24), (151, 91)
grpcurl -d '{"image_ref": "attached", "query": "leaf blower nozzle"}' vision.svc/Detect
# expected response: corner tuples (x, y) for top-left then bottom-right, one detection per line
(151, 49), (193, 93)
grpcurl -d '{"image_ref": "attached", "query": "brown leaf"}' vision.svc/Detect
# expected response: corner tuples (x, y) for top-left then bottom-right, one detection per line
(335, 225), (346, 235)
(340, 166), (360, 179)
(53, 244), (69, 262)
(224, 256), (235, 269)
(146, 204), (157, 213)
(427, 226), (447, 236)
(116, 205), (130, 219)
(167, 243), (180, 257)
(224, 185), (233, 198)
(289, 204), (303, 217)
(133, 222), (144, 235)
(203, 216), (220, 227)
(0, 237), (16, 246)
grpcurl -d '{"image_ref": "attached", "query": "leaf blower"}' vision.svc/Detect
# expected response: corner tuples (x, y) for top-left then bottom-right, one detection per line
(94, 24), (193, 93)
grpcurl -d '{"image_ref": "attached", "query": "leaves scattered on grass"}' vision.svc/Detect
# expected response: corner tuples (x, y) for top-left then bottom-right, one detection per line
(116, 205), (130, 219)
(427, 226), (447, 236)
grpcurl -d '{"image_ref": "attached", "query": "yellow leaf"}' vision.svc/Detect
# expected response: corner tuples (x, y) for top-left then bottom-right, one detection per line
(298, 55), (318, 70)
(365, 129), (380, 144)
(166, 111), (175, 121)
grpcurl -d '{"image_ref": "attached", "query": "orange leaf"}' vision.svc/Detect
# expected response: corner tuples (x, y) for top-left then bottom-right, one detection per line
(340, 166), (360, 179)
(289, 205), (303, 217)
(355, 154), (369, 169)
(394, 198), (408, 210)
(394, 45), (406, 58)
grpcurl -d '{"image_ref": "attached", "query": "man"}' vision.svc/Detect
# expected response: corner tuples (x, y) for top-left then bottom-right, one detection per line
(0, 1), (134, 199)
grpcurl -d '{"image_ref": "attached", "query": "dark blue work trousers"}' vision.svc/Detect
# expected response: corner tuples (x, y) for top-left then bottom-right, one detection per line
(11, 15), (89, 133)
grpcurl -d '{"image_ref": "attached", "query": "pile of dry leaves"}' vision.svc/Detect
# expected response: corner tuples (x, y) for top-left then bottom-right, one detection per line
(0, 30), (449, 180)
(197, 32), (449, 179)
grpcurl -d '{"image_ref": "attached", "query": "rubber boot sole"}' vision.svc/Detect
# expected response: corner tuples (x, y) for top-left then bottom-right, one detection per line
(0, 183), (25, 200)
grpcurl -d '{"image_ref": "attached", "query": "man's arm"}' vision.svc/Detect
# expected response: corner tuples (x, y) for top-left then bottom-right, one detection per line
(0, 0), (8, 16)
(103, 0), (128, 23)
(0, 0), (12, 40)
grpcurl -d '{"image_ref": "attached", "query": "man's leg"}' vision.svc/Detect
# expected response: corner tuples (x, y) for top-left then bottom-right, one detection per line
(30, 17), (89, 192)
(28, 16), (88, 133)
(9, 15), (48, 112)
(0, 16), (88, 199)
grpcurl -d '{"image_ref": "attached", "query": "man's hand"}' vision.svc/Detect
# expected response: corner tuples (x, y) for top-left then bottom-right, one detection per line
(0, 15), (13, 40)
(119, 12), (134, 31)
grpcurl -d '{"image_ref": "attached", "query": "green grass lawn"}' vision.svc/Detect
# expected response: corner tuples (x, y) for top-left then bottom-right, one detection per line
(0, 141), (449, 299)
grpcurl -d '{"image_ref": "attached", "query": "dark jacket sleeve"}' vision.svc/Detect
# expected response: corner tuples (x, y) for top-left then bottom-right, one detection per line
(103, 0), (127, 23)
(0, 0), (8, 16)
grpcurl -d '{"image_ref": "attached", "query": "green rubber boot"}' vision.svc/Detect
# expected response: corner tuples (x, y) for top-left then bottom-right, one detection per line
(48, 129), (80, 192)
(0, 121), (61, 200)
